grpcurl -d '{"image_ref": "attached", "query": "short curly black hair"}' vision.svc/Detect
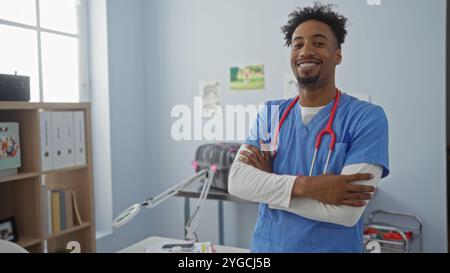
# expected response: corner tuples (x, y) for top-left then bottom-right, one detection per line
(281, 2), (348, 49)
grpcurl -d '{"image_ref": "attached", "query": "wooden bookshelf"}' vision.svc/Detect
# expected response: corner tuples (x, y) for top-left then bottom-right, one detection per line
(0, 172), (40, 184)
(47, 222), (91, 240)
(0, 102), (95, 253)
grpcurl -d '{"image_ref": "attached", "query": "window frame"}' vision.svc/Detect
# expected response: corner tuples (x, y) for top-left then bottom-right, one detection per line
(0, 0), (90, 102)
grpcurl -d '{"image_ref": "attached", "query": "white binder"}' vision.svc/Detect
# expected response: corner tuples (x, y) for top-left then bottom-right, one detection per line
(62, 111), (76, 168)
(51, 112), (79, 169)
(51, 112), (66, 169)
(73, 111), (86, 166)
(39, 111), (53, 171)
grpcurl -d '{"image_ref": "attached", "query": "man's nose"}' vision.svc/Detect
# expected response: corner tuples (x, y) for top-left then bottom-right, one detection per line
(299, 42), (315, 58)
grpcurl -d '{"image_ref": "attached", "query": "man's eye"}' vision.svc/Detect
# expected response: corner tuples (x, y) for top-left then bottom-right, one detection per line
(293, 44), (303, 49)
(316, 42), (325, 47)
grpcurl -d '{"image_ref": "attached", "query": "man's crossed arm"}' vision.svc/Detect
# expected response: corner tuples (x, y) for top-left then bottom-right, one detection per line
(228, 143), (381, 227)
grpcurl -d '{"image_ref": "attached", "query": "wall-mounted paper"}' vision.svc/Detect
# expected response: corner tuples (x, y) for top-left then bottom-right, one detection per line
(199, 81), (221, 116)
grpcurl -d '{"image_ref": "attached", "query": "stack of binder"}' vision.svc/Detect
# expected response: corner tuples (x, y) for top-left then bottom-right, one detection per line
(39, 111), (86, 171)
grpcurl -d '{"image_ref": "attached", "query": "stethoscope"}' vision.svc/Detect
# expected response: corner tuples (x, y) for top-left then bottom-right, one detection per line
(271, 89), (341, 176)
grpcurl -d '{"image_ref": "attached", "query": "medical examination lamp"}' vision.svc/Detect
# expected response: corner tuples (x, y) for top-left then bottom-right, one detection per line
(113, 166), (216, 242)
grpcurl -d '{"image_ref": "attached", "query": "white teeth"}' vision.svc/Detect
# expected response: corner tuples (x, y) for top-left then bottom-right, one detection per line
(299, 63), (318, 68)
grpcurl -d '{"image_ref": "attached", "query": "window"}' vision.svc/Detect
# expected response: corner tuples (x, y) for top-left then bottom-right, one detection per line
(0, 0), (88, 102)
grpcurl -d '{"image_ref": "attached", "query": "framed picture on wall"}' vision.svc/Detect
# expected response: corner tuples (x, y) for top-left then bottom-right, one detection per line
(230, 64), (265, 91)
(0, 217), (19, 242)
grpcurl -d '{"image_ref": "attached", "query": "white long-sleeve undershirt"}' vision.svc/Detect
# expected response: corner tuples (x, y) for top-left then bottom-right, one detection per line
(228, 146), (382, 227)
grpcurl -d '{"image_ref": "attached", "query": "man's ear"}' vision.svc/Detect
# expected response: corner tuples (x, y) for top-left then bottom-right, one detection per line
(335, 49), (342, 65)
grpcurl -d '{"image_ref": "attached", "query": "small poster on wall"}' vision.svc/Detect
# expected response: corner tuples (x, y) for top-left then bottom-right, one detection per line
(230, 64), (265, 91)
(199, 81), (221, 116)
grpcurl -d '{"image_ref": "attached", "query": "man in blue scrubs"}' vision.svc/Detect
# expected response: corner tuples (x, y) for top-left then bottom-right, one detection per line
(228, 3), (389, 253)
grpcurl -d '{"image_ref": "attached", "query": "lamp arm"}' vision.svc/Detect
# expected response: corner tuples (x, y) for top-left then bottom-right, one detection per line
(113, 168), (209, 228)
(185, 170), (215, 241)
(143, 168), (208, 208)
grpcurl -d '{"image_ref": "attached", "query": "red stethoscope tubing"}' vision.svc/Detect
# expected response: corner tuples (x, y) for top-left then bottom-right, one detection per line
(271, 89), (341, 175)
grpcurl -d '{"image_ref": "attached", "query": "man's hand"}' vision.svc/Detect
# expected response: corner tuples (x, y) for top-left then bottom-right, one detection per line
(293, 173), (375, 207)
(239, 142), (272, 173)
(239, 143), (375, 207)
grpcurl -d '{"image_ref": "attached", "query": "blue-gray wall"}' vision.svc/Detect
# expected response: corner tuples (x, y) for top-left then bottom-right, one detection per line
(97, 0), (447, 252)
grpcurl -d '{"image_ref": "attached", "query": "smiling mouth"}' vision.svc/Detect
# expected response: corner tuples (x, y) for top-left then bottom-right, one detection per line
(297, 60), (321, 73)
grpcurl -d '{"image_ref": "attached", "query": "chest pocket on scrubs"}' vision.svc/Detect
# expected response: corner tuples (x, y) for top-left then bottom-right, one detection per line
(327, 143), (348, 175)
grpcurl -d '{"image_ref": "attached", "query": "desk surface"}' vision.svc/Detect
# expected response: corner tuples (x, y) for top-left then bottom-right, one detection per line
(118, 236), (249, 253)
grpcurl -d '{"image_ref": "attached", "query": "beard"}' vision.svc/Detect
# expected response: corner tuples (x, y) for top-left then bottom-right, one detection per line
(297, 74), (320, 85)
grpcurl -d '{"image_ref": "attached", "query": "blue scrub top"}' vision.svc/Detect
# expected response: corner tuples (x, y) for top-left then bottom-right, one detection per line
(244, 92), (389, 253)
